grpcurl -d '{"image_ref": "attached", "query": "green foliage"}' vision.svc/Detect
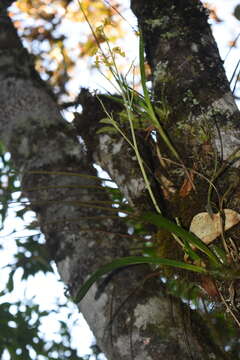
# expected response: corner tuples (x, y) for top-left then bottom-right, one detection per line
(0, 301), (48, 359)
(0, 246), (93, 360)
(74, 254), (208, 303)
(5, 235), (52, 294)
(166, 277), (201, 304)
(0, 299), (86, 360)
(142, 212), (220, 266)
(74, 209), (229, 303)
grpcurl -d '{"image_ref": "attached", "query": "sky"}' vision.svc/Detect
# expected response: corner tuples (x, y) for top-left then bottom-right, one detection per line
(0, 0), (240, 359)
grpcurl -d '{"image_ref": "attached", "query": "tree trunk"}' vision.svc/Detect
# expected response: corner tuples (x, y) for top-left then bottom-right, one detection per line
(0, 1), (239, 359)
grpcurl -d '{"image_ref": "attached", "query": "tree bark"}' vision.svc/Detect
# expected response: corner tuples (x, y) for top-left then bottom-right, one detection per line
(130, 0), (240, 217)
(0, 1), (238, 359)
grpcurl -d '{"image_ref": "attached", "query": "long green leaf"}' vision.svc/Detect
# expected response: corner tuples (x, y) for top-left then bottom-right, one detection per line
(142, 212), (221, 266)
(139, 32), (184, 164)
(74, 255), (207, 303)
(139, 30), (156, 121)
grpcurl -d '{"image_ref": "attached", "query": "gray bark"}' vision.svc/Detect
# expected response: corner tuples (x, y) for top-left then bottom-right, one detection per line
(0, 1), (238, 359)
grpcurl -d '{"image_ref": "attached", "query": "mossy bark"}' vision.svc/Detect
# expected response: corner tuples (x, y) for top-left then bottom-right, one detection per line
(131, 0), (240, 223)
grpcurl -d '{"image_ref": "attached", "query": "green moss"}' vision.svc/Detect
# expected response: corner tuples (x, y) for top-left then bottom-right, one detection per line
(145, 322), (170, 340)
(145, 16), (170, 29)
(163, 31), (182, 40)
(154, 61), (173, 84)
(182, 89), (200, 106)
(151, 228), (183, 277)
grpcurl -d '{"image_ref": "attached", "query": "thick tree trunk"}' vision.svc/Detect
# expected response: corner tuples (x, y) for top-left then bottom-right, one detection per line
(0, 1), (238, 359)
(130, 0), (240, 311)
(130, 0), (240, 215)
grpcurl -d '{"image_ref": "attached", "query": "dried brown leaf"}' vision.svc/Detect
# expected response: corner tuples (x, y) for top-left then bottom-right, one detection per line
(190, 209), (240, 245)
(179, 171), (194, 198)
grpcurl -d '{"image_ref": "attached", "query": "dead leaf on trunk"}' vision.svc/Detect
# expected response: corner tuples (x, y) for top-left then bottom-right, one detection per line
(189, 209), (240, 245)
(200, 275), (219, 298)
(179, 170), (194, 197)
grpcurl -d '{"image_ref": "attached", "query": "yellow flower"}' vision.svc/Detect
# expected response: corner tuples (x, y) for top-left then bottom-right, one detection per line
(112, 46), (125, 57)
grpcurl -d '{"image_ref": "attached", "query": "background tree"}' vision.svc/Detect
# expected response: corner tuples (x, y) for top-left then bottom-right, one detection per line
(0, 0), (240, 359)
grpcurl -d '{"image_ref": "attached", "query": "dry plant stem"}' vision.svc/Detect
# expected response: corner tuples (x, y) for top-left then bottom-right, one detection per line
(102, 29), (162, 213)
(79, 12), (162, 213)
(159, 156), (222, 207)
(97, 96), (135, 149)
(219, 216), (231, 257)
(27, 170), (115, 182)
(218, 290), (240, 328)
(124, 94), (162, 213)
